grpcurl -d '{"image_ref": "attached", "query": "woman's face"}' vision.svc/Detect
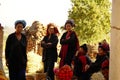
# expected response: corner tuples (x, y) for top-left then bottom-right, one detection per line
(78, 47), (85, 55)
(98, 47), (105, 55)
(65, 23), (72, 31)
(48, 26), (55, 34)
(15, 23), (23, 33)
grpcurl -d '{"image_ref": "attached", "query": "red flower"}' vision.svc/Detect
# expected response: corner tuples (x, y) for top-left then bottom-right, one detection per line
(54, 65), (73, 80)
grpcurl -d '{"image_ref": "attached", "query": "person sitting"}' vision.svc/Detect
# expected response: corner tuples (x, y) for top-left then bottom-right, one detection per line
(73, 44), (91, 80)
(85, 44), (109, 80)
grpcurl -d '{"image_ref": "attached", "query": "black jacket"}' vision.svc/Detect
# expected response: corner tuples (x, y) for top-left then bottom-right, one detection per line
(41, 34), (58, 62)
(60, 31), (78, 63)
(87, 54), (108, 74)
(5, 32), (27, 71)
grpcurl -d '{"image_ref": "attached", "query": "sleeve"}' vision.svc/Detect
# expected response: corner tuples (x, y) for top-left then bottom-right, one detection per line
(24, 36), (27, 61)
(87, 59), (101, 73)
(41, 36), (47, 48)
(60, 32), (76, 44)
(86, 56), (92, 65)
(47, 35), (58, 48)
(5, 35), (11, 60)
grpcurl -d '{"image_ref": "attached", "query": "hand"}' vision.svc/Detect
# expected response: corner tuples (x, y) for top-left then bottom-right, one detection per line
(41, 41), (45, 44)
(75, 51), (79, 56)
(47, 43), (52, 45)
(85, 64), (90, 72)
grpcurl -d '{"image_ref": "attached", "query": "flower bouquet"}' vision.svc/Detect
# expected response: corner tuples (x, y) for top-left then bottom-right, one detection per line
(54, 65), (73, 80)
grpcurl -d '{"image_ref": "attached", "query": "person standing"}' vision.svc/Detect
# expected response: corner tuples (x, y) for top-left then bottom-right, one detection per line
(59, 19), (79, 68)
(5, 20), (27, 80)
(41, 23), (59, 80)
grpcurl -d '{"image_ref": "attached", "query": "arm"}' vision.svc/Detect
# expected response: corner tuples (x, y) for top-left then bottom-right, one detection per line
(86, 56), (92, 65)
(24, 35), (27, 62)
(21, 34), (28, 65)
(46, 35), (58, 48)
(86, 56), (103, 73)
(60, 32), (76, 44)
(41, 36), (48, 48)
(5, 35), (11, 60)
(5, 35), (11, 66)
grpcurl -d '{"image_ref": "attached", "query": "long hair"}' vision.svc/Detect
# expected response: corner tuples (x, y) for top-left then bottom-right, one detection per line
(46, 23), (59, 36)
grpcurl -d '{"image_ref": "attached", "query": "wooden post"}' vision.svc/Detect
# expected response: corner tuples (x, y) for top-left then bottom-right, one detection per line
(110, 0), (120, 80)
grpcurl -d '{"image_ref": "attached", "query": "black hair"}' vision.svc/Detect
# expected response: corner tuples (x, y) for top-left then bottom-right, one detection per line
(80, 44), (88, 53)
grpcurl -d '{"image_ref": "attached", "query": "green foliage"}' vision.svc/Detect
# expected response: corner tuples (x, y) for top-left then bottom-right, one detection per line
(68, 0), (111, 44)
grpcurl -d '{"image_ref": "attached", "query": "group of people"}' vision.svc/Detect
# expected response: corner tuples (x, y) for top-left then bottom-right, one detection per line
(73, 41), (109, 80)
(5, 19), (109, 80)
(41, 19), (79, 80)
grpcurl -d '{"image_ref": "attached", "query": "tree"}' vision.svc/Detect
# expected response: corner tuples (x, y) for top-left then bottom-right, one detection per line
(68, 0), (111, 44)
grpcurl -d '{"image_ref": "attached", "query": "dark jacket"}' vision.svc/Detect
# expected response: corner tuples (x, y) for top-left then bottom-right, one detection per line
(87, 54), (108, 74)
(73, 55), (91, 77)
(5, 32), (27, 71)
(41, 34), (58, 62)
(60, 31), (78, 63)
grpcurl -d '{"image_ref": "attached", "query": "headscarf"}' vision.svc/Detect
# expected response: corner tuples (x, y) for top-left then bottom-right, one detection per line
(15, 20), (26, 28)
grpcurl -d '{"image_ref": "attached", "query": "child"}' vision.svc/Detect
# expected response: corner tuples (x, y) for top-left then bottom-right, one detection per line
(73, 44), (91, 80)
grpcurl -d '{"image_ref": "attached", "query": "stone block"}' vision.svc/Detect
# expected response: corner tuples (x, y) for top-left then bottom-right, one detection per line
(26, 74), (35, 80)
(34, 73), (46, 80)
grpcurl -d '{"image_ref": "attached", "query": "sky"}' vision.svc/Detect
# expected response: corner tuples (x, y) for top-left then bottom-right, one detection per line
(0, 0), (72, 27)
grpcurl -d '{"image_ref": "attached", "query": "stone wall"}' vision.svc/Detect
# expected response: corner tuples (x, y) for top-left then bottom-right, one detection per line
(0, 24), (7, 80)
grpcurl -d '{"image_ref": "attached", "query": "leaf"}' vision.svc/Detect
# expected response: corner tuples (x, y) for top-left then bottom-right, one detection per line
(68, 0), (111, 44)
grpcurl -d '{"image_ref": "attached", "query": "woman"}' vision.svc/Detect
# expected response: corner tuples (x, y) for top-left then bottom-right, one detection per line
(5, 20), (27, 80)
(59, 19), (79, 68)
(41, 23), (59, 80)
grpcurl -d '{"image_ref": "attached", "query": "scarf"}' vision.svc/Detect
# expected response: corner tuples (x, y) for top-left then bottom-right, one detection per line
(59, 32), (70, 68)
(59, 31), (79, 68)
(79, 56), (87, 72)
